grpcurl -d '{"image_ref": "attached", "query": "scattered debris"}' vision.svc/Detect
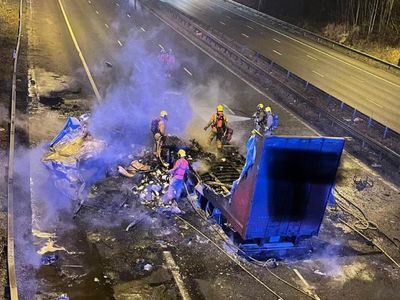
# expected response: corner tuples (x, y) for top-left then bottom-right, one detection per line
(144, 264), (153, 271)
(94, 277), (100, 283)
(58, 294), (70, 300)
(105, 61), (113, 68)
(353, 175), (374, 191)
(41, 254), (58, 266)
(371, 163), (382, 168)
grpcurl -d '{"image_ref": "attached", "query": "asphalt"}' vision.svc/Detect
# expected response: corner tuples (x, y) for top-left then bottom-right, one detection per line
(163, 0), (400, 134)
(22, 0), (400, 299)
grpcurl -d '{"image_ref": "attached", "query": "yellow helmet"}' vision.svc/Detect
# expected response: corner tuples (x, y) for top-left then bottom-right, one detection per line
(160, 110), (168, 117)
(177, 149), (186, 157)
(265, 106), (272, 113)
(257, 103), (264, 109)
(216, 104), (224, 112)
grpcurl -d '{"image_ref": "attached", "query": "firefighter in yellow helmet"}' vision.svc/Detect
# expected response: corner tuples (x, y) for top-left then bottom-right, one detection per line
(264, 106), (274, 135)
(151, 110), (168, 157)
(204, 104), (228, 155)
(253, 103), (266, 132)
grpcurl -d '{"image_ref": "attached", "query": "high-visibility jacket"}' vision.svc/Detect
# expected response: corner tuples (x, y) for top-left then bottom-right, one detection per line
(169, 158), (189, 180)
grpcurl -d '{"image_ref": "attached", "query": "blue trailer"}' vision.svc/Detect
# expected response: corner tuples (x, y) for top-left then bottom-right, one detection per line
(193, 134), (345, 255)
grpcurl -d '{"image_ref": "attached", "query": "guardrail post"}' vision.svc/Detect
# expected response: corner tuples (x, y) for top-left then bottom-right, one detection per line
(340, 101), (344, 110)
(304, 81), (309, 90)
(286, 70), (290, 78)
(383, 127), (388, 139)
(327, 95), (331, 106)
(368, 117), (372, 128)
(352, 108), (357, 119)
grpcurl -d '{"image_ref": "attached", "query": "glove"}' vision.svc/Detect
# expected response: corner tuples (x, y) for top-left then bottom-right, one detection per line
(203, 126), (208, 131)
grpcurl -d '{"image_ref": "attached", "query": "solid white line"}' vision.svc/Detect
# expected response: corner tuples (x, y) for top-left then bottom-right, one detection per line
(223, 104), (236, 115)
(273, 50), (282, 56)
(95, 10), (99, 15)
(367, 98), (383, 108)
(105, 23), (109, 28)
(241, 33), (249, 38)
(219, 21), (226, 25)
(158, 44), (164, 50)
(213, 1), (400, 88)
(163, 251), (191, 300)
(141, 27), (146, 32)
(117, 40), (123, 47)
(273, 38), (280, 43)
(149, 6), (399, 193)
(184, 67), (193, 76)
(312, 70), (324, 77)
(58, 0), (101, 102)
(307, 54), (317, 61)
(246, 25), (254, 30)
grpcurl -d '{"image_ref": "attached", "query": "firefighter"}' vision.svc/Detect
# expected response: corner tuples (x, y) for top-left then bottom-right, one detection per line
(165, 149), (190, 212)
(265, 106), (274, 135)
(204, 104), (228, 155)
(253, 103), (266, 132)
(151, 111), (168, 157)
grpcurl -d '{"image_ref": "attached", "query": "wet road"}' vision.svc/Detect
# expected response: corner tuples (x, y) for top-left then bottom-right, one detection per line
(22, 0), (400, 299)
(164, 0), (400, 133)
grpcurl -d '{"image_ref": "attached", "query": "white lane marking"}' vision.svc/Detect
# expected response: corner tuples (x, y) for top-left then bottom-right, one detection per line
(117, 40), (123, 47)
(367, 98), (383, 108)
(312, 70), (324, 78)
(307, 54), (317, 61)
(58, 0), (101, 102)
(116, 3), (119, 7)
(273, 50), (282, 56)
(150, 6), (399, 193)
(95, 10), (99, 15)
(141, 27), (146, 32)
(246, 25), (254, 30)
(183, 67), (193, 76)
(272, 38), (281, 43)
(158, 44), (164, 50)
(213, 1), (400, 88)
(219, 21), (226, 25)
(134, 63), (141, 71)
(127, 13), (131, 18)
(104, 23), (109, 28)
(163, 251), (191, 300)
(241, 33), (249, 38)
(88, 0), (91, 4)
(223, 104), (236, 115)
(226, 15), (231, 19)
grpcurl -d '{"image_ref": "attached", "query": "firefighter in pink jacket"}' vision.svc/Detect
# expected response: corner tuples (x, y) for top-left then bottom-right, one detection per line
(166, 149), (189, 203)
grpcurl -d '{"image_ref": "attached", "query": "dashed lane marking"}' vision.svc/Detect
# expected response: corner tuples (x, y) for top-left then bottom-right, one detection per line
(88, 0), (91, 4)
(104, 23), (109, 28)
(219, 21), (226, 25)
(312, 70), (324, 78)
(307, 54), (317, 61)
(241, 33), (249, 38)
(273, 50), (282, 56)
(223, 104), (236, 115)
(95, 10), (99, 15)
(149, 5), (399, 193)
(141, 27), (146, 32)
(158, 44), (164, 50)
(117, 40), (123, 47)
(58, 0), (101, 102)
(183, 67), (193, 76)
(212, 1), (400, 88)
(246, 25), (254, 30)
(116, 3), (119, 7)
(163, 251), (191, 300)
(273, 38), (280, 43)
(127, 13), (131, 18)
